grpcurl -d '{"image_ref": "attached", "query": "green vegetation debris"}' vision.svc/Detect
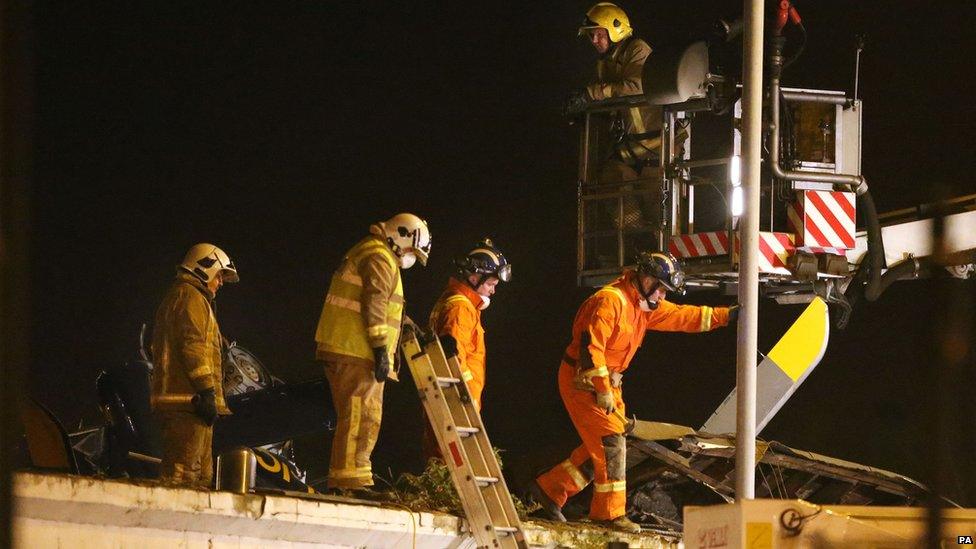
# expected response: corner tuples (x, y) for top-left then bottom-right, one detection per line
(387, 448), (536, 519)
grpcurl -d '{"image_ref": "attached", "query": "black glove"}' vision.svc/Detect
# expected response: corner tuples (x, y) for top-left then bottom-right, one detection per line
(563, 88), (590, 117)
(372, 346), (391, 382)
(728, 304), (741, 323)
(191, 388), (218, 426)
(439, 334), (459, 359)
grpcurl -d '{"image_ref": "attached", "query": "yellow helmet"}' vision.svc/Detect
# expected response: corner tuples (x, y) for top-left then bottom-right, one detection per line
(578, 3), (633, 43)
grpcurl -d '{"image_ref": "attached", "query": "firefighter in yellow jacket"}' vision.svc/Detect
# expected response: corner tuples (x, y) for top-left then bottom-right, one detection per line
(573, 3), (669, 238)
(577, 2), (662, 177)
(423, 238), (511, 459)
(151, 243), (238, 487)
(315, 213), (431, 493)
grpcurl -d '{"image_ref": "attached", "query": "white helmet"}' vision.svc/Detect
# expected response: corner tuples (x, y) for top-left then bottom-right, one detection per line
(179, 243), (239, 283)
(370, 213), (431, 269)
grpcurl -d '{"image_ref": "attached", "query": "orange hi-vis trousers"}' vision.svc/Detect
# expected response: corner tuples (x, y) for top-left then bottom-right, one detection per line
(536, 362), (628, 521)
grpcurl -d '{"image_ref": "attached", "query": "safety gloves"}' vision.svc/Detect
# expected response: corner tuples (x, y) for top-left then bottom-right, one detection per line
(563, 89), (590, 117)
(610, 371), (624, 388)
(191, 388), (218, 426)
(595, 391), (616, 415)
(372, 346), (391, 382)
(728, 303), (741, 323)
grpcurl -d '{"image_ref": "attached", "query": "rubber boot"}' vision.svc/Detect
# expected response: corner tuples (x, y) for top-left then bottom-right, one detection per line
(597, 515), (641, 534)
(527, 480), (567, 522)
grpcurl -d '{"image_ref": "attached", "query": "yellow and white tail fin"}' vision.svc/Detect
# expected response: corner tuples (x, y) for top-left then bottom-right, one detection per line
(701, 297), (830, 435)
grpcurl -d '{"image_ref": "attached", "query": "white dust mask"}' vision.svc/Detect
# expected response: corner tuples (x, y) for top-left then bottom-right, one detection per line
(399, 252), (417, 269)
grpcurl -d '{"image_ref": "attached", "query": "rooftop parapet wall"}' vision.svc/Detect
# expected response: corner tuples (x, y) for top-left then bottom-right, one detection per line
(12, 472), (677, 549)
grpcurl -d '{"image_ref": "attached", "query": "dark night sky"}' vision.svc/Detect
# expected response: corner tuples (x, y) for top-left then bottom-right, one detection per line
(28, 1), (976, 502)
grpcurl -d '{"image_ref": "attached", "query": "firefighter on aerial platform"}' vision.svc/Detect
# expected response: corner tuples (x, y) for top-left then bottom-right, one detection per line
(315, 213), (431, 495)
(570, 3), (673, 244)
(151, 243), (238, 487)
(572, 3), (667, 181)
(528, 252), (738, 533)
(423, 238), (512, 460)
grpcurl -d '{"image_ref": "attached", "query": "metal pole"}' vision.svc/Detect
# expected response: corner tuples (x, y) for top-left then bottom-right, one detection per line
(780, 90), (850, 105)
(925, 194), (972, 546)
(659, 110), (673, 251)
(577, 112), (592, 284)
(853, 35), (864, 104)
(736, 0), (763, 501)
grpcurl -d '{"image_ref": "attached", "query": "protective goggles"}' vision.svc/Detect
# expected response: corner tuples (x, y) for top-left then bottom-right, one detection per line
(661, 270), (685, 292)
(496, 263), (512, 282)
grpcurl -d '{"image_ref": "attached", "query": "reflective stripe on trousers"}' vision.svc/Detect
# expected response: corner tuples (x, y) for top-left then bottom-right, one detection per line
(593, 480), (626, 493)
(536, 363), (630, 520)
(537, 440), (628, 521)
(323, 355), (384, 489)
(535, 445), (594, 508)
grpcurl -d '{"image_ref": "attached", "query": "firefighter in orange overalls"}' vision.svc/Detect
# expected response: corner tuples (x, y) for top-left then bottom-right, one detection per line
(529, 252), (738, 533)
(423, 238), (511, 459)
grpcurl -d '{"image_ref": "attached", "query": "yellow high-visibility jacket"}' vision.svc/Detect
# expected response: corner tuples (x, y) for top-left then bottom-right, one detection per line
(315, 235), (404, 364)
(151, 272), (231, 414)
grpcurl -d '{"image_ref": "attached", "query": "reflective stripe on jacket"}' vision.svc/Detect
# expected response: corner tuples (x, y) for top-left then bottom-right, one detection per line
(151, 272), (230, 414)
(429, 278), (485, 407)
(587, 37), (663, 163)
(315, 235), (404, 363)
(564, 270), (730, 394)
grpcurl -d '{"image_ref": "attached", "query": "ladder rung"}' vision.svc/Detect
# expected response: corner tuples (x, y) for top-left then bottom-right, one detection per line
(401, 320), (526, 549)
(435, 376), (461, 386)
(474, 476), (499, 487)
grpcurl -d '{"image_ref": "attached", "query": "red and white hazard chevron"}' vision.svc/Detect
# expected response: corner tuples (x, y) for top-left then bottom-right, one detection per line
(733, 232), (796, 275)
(787, 190), (856, 251)
(669, 231), (731, 258)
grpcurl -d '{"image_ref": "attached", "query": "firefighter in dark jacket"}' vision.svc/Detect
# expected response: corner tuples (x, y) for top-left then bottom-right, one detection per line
(151, 243), (238, 487)
(578, 2), (662, 177)
(576, 3), (670, 238)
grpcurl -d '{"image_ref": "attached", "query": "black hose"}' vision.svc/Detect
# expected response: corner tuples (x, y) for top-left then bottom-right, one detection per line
(868, 257), (933, 299)
(840, 183), (885, 322)
(858, 186), (888, 301)
(857, 230), (974, 309)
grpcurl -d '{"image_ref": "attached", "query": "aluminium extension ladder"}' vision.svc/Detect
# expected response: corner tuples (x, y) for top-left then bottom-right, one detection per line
(400, 319), (528, 549)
